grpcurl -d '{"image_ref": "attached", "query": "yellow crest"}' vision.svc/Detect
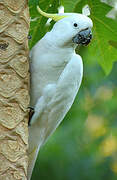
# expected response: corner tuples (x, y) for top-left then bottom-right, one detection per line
(37, 6), (68, 21)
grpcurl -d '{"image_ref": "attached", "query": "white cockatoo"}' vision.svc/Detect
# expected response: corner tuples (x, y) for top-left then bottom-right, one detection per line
(28, 5), (93, 179)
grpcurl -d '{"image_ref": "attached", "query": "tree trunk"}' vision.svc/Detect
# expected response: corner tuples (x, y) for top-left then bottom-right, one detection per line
(0, 0), (30, 179)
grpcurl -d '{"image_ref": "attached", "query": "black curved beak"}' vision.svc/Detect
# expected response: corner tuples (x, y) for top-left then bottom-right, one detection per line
(73, 28), (92, 46)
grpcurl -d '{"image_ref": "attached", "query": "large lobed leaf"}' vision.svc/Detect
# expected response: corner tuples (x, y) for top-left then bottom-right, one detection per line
(29, 0), (117, 74)
(29, 0), (59, 49)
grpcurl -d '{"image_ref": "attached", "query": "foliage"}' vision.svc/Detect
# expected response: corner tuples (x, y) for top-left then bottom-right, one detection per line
(29, 0), (117, 179)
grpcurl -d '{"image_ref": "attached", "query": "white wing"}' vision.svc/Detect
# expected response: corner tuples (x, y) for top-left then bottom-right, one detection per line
(28, 54), (83, 179)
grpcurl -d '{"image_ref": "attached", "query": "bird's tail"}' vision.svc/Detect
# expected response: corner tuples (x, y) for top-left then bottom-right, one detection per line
(27, 123), (45, 180)
(28, 145), (40, 180)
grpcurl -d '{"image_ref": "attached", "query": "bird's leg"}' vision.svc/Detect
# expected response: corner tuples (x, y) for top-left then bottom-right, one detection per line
(28, 106), (35, 126)
(30, 96), (45, 125)
(30, 83), (56, 125)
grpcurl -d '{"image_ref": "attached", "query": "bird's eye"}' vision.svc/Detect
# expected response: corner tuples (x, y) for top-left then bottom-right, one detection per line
(74, 23), (78, 27)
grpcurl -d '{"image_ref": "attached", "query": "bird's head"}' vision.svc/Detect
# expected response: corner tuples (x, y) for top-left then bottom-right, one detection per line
(37, 6), (93, 47)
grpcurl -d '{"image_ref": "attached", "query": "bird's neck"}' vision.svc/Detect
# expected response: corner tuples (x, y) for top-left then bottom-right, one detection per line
(44, 31), (77, 51)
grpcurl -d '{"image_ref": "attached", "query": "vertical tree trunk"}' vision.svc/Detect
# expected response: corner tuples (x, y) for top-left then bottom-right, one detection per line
(0, 0), (30, 179)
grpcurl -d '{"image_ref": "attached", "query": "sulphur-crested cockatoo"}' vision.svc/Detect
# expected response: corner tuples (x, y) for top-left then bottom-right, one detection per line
(28, 5), (93, 179)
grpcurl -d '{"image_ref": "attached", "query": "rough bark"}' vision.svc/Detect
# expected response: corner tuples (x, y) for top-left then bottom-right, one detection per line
(0, 0), (30, 179)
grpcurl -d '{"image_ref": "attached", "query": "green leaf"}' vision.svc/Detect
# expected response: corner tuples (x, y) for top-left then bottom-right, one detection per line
(108, 40), (117, 49)
(29, 0), (59, 49)
(73, 0), (117, 75)
(60, 0), (80, 12)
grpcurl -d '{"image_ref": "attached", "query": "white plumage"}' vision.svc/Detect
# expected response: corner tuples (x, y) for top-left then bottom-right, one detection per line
(28, 8), (93, 180)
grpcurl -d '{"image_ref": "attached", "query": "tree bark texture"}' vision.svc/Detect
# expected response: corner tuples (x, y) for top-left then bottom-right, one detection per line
(0, 0), (30, 179)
